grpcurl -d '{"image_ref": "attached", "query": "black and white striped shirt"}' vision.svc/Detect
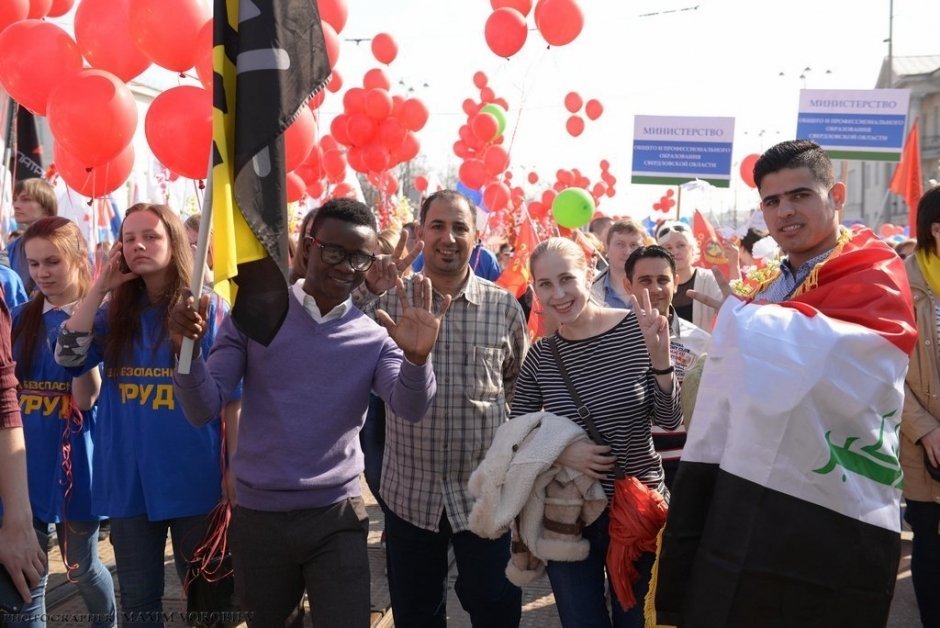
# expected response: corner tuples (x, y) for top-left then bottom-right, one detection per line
(510, 312), (682, 497)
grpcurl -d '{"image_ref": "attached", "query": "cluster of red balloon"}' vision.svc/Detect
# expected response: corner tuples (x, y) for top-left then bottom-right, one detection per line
(454, 72), (516, 214)
(483, 0), (584, 59)
(652, 188), (676, 214)
(563, 91), (603, 137)
(0, 0), (221, 197)
(523, 159), (615, 231)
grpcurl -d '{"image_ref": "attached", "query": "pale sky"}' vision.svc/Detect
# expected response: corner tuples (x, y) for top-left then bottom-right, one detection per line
(48, 0), (940, 224)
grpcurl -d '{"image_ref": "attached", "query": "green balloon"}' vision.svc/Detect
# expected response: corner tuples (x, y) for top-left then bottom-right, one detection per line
(552, 188), (595, 229)
(480, 103), (507, 137)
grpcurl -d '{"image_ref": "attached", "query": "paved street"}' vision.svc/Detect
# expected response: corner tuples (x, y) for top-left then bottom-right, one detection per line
(34, 479), (919, 627)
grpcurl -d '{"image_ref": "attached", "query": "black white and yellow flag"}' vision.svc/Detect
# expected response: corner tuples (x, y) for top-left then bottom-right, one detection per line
(212, 0), (329, 344)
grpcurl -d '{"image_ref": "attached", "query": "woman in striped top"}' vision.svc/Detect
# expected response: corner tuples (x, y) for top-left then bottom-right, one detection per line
(510, 237), (681, 628)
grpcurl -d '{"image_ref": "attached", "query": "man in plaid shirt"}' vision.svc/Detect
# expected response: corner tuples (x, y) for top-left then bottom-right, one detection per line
(356, 189), (529, 628)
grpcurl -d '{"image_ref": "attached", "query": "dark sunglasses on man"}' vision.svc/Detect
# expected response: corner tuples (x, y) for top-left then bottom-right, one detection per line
(305, 236), (375, 272)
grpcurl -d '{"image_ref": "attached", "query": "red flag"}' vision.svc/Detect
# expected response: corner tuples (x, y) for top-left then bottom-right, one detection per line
(692, 209), (732, 278)
(889, 119), (923, 234)
(527, 290), (546, 344)
(496, 215), (540, 298)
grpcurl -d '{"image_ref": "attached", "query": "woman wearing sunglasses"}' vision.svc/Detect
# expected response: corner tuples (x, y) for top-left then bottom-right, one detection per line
(656, 221), (722, 331)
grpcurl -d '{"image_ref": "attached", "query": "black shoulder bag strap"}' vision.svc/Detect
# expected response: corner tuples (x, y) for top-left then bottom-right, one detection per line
(549, 336), (625, 479)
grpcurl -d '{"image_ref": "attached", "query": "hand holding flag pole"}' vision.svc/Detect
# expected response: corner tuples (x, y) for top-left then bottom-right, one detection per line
(177, 155), (214, 375)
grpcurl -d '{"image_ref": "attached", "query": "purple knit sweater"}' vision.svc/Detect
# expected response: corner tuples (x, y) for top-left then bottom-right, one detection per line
(174, 296), (435, 511)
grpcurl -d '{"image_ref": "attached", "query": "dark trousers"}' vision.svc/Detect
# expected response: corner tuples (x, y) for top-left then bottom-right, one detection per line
(359, 394), (387, 512)
(229, 498), (370, 628)
(905, 499), (940, 628)
(384, 507), (521, 628)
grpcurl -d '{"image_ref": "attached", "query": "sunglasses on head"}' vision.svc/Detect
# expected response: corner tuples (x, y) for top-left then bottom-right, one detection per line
(656, 223), (688, 239)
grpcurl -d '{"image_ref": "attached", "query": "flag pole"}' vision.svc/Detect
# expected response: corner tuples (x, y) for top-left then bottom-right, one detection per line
(0, 100), (18, 241)
(177, 154), (214, 374)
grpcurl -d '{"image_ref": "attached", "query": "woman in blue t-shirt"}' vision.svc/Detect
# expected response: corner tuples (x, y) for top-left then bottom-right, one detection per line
(6, 217), (114, 627)
(54, 203), (238, 626)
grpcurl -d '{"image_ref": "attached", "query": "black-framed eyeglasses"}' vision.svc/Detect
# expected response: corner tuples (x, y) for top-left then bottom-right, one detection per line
(656, 223), (689, 239)
(305, 236), (375, 272)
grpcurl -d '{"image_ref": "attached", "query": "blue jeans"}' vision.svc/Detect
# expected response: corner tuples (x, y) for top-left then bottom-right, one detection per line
(905, 499), (940, 628)
(384, 507), (521, 628)
(108, 514), (213, 628)
(546, 510), (654, 628)
(5, 518), (114, 628)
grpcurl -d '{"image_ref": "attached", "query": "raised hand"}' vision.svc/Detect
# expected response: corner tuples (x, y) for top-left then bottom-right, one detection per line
(688, 267), (738, 310)
(375, 274), (451, 364)
(169, 290), (210, 356)
(94, 241), (139, 295)
(364, 229), (424, 294)
(629, 288), (671, 366)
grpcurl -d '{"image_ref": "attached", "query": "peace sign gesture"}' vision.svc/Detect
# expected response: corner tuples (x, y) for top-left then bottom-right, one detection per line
(375, 274), (451, 365)
(629, 288), (671, 368)
(364, 228), (424, 295)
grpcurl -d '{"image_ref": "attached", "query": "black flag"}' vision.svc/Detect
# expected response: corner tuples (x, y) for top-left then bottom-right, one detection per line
(212, 0), (329, 344)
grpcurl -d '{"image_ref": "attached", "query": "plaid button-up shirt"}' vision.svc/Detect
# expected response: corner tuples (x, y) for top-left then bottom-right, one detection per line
(356, 272), (528, 532)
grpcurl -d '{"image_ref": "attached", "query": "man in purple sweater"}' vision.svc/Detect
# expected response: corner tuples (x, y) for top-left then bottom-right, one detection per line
(171, 199), (448, 628)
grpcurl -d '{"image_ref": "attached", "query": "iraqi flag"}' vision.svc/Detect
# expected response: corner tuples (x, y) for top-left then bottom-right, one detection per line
(653, 227), (917, 628)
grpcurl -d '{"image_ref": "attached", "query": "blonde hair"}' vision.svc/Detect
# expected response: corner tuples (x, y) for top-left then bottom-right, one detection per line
(530, 237), (591, 279)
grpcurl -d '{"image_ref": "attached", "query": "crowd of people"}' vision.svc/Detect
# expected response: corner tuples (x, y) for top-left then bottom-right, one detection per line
(0, 138), (936, 628)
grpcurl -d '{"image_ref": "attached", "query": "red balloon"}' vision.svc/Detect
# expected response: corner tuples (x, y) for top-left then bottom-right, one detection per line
(322, 21), (340, 69)
(541, 189), (557, 207)
(453, 140), (470, 159)
(326, 70), (343, 93)
(193, 19), (213, 90)
(479, 86), (496, 103)
(330, 114), (351, 146)
(363, 67), (390, 91)
(345, 113), (377, 147)
(392, 132), (420, 163)
(286, 172), (306, 202)
(471, 112), (499, 143)
(364, 88), (393, 120)
(585, 98), (603, 120)
(343, 87), (366, 114)
(320, 135), (340, 153)
(345, 146), (365, 173)
(76, 0), (151, 83)
(483, 145), (510, 176)
(523, 201), (542, 220)
(527, 172), (539, 184)
(473, 71), (488, 89)
(362, 143), (391, 172)
(317, 0), (348, 34)
(462, 98), (481, 117)
(371, 32), (397, 65)
(49, 69), (139, 167)
(307, 179), (325, 199)
(309, 90), (326, 110)
(285, 107), (317, 172)
(0, 20), (82, 115)
(492, 0), (533, 16)
(483, 182), (511, 212)
(378, 117), (406, 149)
(129, 0), (210, 72)
(665, 188), (674, 197)
(599, 158), (610, 171)
(144, 85), (210, 179)
(322, 149), (347, 183)
(564, 92), (582, 113)
(46, 0), (73, 16)
(55, 142), (135, 198)
(459, 160), (487, 190)
(740, 153), (760, 188)
(27, 0), (52, 19)
(414, 175), (428, 192)
(399, 98), (429, 132)
(485, 8), (527, 58)
(566, 115), (585, 137)
(0, 0), (28, 35)
(534, 0), (584, 47)
(332, 181), (356, 199)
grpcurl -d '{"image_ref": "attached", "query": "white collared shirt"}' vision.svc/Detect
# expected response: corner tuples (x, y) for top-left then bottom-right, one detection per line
(42, 299), (78, 315)
(292, 280), (351, 323)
